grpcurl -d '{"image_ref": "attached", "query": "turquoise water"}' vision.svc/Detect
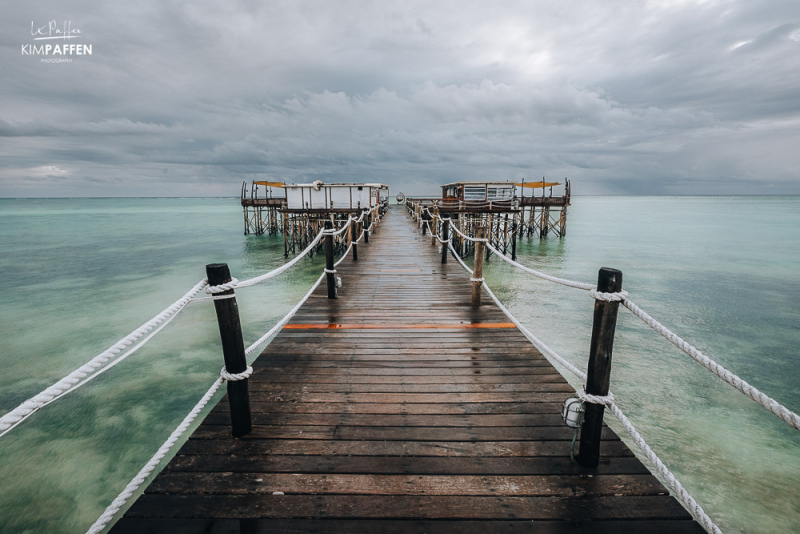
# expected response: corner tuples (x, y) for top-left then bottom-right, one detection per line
(0, 197), (798, 533)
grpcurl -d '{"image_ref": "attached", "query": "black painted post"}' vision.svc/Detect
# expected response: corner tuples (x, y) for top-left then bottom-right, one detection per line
(325, 221), (337, 299)
(205, 263), (251, 437)
(577, 267), (623, 467)
(365, 213), (370, 243)
(441, 218), (450, 264)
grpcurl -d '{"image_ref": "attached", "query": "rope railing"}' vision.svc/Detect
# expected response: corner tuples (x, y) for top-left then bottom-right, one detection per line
(85, 206), (383, 533)
(439, 214), (800, 432)
(0, 278), (209, 438)
(86, 219), (372, 533)
(207, 207), (372, 294)
(1, 207), (378, 440)
(441, 237), (722, 534)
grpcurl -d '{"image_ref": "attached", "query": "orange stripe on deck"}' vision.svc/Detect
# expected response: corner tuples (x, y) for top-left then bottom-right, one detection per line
(283, 323), (517, 330)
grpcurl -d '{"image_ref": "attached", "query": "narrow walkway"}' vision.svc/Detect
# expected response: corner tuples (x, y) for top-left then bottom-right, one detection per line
(111, 207), (703, 533)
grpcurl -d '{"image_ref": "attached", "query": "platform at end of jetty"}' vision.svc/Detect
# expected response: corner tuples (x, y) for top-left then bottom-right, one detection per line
(109, 208), (704, 534)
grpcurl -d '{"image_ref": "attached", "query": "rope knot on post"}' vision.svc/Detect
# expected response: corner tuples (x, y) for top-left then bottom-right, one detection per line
(220, 365), (253, 382)
(469, 277), (485, 283)
(206, 277), (240, 294)
(578, 388), (615, 406)
(324, 268), (337, 274)
(589, 289), (629, 302)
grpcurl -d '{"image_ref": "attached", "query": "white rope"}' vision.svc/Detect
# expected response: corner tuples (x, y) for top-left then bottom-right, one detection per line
(85, 376), (224, 534)
(207, 230), (325, 293)
(608, 400), (722, 534)
(446, 241), (721, 533)
(574, 389), (722, 534)
(87, 270), (329, 533)
(484, 242), (595, 291)
(334, 228), (363, 267)
(244, 272), (326, 357)
(206, 208), (370, 294)
(449, 224), (489, 243)
(446, 241), (587, 380)
(206, 277), (240, 294)
(335, 245), (353, 267)
(219, 366), (253, 381)
(577, 388), (614, 406)
(483, 283), (588, 381)
(324, 268), (337, 274)
(470, 235), (799, 431)
(469, 277), (485, 283)
(324, 216), (354, 237)
(0, 278), (208, 438)
(623, 297), (800, 431)
(590, 290), (629, 302)
(188, 294), (236, 303)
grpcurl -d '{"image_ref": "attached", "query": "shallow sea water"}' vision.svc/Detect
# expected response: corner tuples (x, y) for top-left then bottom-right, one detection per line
(0, 197), (798, 533)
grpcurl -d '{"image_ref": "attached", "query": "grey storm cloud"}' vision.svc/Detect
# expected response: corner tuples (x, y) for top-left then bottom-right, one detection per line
(1, 0), (799, 197)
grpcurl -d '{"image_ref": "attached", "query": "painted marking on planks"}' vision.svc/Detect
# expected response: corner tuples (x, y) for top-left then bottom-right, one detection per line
(283, 323), (518, 330)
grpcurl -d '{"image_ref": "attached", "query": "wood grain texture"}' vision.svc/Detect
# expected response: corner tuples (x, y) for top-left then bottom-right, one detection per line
(110, 207), (703, 533)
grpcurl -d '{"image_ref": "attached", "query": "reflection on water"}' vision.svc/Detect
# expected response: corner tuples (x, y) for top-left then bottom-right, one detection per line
(0, 198), (798, 534)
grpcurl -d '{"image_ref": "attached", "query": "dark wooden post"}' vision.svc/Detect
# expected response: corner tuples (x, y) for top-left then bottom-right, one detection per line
(441, 217), (449, 264)
(511, 222), (518, 260)
(365, 213), (370, 243)
(352, 218), (359, 261)
(325, 221), (337, 299)
(577, 267), (623, 467)
(421, 211), (428, 235)
(205, 263), (251, 437)
(471, 226), (486, 306)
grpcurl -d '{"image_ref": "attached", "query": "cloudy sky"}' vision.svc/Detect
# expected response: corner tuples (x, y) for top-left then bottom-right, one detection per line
(1, 0), (799, 197)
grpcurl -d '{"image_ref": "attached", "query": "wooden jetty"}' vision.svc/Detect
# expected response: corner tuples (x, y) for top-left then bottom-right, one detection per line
(110, 207), (703, 533)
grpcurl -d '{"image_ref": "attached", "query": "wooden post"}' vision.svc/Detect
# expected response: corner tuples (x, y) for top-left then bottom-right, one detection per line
(431, 208), (438, 246)
(365, 213), (370, 243)
(577, 267), (623, 468)
(511, 221), (518, 260)
(352, 218), (359, 261)
(325, 221), (337, 299)
(422, 211), (428, 235)
(205, 263), (251, 437)
(441, 217), (449, 264)
(471, 226), (486, 306)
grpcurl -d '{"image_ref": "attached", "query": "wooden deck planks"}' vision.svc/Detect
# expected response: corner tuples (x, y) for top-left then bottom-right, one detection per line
(110, 207), (704, 533)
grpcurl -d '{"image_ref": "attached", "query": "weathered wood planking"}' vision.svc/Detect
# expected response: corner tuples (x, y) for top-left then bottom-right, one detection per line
(110, 207), (704, 533)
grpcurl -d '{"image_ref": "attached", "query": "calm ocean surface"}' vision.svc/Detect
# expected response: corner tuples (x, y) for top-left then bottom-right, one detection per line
(0, 197), (798, 533)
